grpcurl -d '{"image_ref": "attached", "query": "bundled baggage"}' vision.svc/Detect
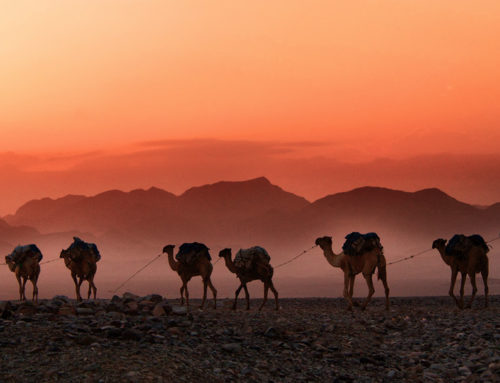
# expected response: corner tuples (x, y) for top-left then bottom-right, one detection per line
(6, 244), (43, 265)
(175, 242), (211, 264)
(446, 234), (489, 258)
(234, 246), (271, 270)
(68, 237), (101, 262)
(342, 232), (382, 256)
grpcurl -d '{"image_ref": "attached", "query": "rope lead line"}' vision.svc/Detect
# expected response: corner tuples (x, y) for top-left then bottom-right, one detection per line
(108, 253), (163, 294)
(40, 257), (61, 265)
(386, 248), (433, 266)
(274, 245), (318, 269)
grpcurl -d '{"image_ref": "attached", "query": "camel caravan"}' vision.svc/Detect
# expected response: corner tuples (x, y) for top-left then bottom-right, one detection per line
(2, 231), (492, 311)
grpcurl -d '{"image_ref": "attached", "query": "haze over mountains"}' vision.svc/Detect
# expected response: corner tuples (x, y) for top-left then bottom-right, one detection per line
(1, 177), (499, 299)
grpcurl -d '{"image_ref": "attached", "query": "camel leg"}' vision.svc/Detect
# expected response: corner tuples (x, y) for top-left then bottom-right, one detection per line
(91, 279), (97, 300)
(349, 275), (359, 307)
(233, 284), (243, 310)
(269, 280), (279, 310)
(87, 280), (92, 300)
(361, 274), (375, 311)
(466, 273), (478, 309)
(206, 278), (217, 309)
(21, 277), (28, 301)
(184, 282), (190, 310)
(481, 264), (489, 308)
(343, 272), (354, 311)
(78, 277), (85, 302)
(71, 273), (82, 301)
(16, 274), (23, 301)
(459, 272), (467, 310)
(179, 285), (185, 305)
(31, 278), (38, 303)
(449, 268), (461, 309)
(200, 279), (208, 309)
(259, 282), (269, 311)
(380, 272), (390, 310)
(243, 284), (250, 310)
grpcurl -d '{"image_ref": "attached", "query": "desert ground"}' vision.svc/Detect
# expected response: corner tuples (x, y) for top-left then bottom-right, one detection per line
(0, 295), (498, 383)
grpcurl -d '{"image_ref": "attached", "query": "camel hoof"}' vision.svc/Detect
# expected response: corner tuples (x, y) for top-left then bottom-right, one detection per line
(352, 301), (360, 307)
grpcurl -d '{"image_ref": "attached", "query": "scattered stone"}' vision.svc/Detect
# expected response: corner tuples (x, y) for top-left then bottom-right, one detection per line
(76, 307), (94, 315)
(171, 305), (187, 315)
(0, 296), (497, 382)
(222, 343), (242, 352)
(58, 305), (76, 316)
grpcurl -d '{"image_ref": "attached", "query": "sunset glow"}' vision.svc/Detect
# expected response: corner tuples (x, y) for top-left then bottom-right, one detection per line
(2, 1), (500, 151)
(1, 1), (500, 213)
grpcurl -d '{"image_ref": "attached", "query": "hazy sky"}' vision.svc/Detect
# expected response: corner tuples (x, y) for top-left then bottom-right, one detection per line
(1, 1), (500, 212)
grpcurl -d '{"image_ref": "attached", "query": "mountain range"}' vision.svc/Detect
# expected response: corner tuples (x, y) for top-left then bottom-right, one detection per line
(2, 177), (499, 257)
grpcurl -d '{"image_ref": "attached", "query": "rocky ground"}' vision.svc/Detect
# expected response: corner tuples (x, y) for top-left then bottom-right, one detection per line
(0, 295), (498, 383)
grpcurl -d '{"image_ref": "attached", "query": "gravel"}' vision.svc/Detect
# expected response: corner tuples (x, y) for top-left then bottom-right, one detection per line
(0, 295), (498, 382)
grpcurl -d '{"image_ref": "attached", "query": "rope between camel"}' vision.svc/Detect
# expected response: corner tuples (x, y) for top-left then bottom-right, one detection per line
(274, 245), (318, 269)
(386, 248), (433, 266)
(40, 257), (61, 265)
(108, 253), (163, 294)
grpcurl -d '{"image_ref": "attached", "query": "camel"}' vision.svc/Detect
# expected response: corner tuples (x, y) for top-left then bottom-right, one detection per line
(162, 244), (217, 310)
(218, 247), (279, 311)
(5, 245), (42, 302)
(315, 235), (390, 311)
(432, 236), (489, 309)
(60, 237), (100, 301)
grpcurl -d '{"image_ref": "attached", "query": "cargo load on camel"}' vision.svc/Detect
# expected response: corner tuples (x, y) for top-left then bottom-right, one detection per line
(342, 232), (383, 256)
(234, 246), (271, 270)
(175, 242), (211, 264)
(68, 237), (101, 262)
(446, 234), (489, 258)
(6, 244), (43, 265)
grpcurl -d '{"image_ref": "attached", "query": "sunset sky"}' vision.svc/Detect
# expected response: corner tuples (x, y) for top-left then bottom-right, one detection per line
(1, 1), (500, 214)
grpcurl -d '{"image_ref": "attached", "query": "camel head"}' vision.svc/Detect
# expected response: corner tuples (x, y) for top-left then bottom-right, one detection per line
(218, 248), (232, 258)
(315, 236), (332, 250)
(162, 244), (175, 254)
(60, 248), (70, 259)
(5, 255), (16, 272)
(432, 238), (447, 250)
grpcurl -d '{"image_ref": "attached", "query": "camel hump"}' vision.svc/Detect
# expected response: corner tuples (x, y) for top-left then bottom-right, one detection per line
(234, 246), (271, 269)
(468, 234), (489, 254)
(67, 237), (101, 262)
(343, 232), (382, 256)
(8, 244), (43, 264)
(176, 242), (211, 264)
(446, 234), (471, 258)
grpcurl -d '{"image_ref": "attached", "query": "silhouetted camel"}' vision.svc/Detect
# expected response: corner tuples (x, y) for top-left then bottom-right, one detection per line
(315, 235), (389, 310)
(218, 247), (279, 311)
(163, 244), (217, 309)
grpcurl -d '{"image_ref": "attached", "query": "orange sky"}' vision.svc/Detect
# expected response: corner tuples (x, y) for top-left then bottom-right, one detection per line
(1, 2), (500, 213)
(1, 1), (500, 154)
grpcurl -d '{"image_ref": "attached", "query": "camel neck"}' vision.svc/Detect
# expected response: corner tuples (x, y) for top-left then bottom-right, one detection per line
(437, 247), (452, 266)
(167, 251), (179, 271)
(223, 255), (239, 274)
(322, 247), (343, 268)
